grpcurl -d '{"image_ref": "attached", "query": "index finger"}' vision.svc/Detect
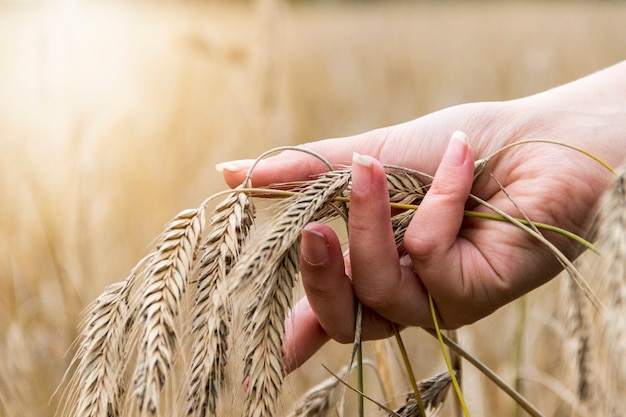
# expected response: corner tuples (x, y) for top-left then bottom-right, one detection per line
(216, 131), (388, 188)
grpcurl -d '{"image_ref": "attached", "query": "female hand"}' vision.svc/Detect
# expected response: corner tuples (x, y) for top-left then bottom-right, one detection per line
(218, 61), (626, 372)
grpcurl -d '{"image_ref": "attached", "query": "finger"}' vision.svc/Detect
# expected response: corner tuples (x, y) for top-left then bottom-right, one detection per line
(283, 297), (329, 374)
(348, 153), (432, 326)
(284, 221), (403, 373)
(215, 130), (392, 188)
(404, 131), (476, 326)
(299, 223), (357, 343)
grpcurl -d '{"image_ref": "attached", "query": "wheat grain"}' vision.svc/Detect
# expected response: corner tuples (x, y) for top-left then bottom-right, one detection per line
(562, 272), (597, 407)
(385, 170), (426, 248)
(390, 371), (454, 417)
(228, 169), (350, 293)
(187, 184), (255, 417)
(128, 208), (204, 416)
(64, 281), (129, 417)
(391, 210), (415, 249)
(285, 367), (347, 417)
(233, 170), (349, 417)
(385, 169), (427, 205)
(60, 251), (155, 417)
(586, 166), (626, 415)
(242, 241), (301, 417)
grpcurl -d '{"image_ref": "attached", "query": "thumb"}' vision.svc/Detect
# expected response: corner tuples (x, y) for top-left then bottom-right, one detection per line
(403, 131), (475, 318)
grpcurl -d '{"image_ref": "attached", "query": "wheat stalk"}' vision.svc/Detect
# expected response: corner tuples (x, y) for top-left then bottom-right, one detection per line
(187, 183), (255, 417)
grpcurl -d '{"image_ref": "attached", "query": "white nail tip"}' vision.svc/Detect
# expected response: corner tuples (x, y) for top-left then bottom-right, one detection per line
(215, 162), (241, 173)
(451, 130), (467, 143)
(352, 152), (372, 167)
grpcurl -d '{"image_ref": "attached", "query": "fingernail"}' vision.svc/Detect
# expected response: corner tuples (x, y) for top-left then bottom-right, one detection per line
(352, 152), (372, 167)
(215, 159), (255, 173)
(351, 152), (373, 194)
(442, 130), (468, 167)
(302, 227), (329, 267)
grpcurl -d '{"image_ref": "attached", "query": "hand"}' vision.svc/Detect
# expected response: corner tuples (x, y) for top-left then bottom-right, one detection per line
(218, 62), (626, 372)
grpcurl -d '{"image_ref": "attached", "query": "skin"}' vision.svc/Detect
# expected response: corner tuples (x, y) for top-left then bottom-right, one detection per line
(218, 60), (626, 373)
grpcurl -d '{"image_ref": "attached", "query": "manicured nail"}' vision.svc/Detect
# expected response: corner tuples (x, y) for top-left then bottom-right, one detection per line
(352, 152), (372, 167)
(442, 130), (468, 166)
(301, 227), (329, 267)
(215, 159), (255, 173)
(351, 152), (373, 194)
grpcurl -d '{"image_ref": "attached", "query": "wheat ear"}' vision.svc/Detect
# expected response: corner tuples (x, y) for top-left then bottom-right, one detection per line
(242, 242), (301, 417)
(186, 183), (255, 417)
(232, 171), (349, 417)
(561, 269), (597, 411)
(128, 208), (205, 416)
(60, 253), (153, 417)
(285, 366), (351, 417)
(390, 371), (454, 417)
(385, 169), (427, 205)
(588, 167), (626, 414)
(385, 169), (426, 247)
(62, 281), (129, 417)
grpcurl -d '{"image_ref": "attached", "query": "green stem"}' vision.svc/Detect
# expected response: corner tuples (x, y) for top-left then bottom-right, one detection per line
(513, 296), (528, 417)
(356, 340), (364, 417)
(213, 189), (599, 254)
(393, 325), (426, 416)
(428, 294), (471, 417)
(423, 329), (546, 417)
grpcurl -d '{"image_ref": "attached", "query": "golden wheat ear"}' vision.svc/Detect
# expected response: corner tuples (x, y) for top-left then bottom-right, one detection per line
(60, 207), (204, 417)
(60, 280), (130, 417)
(58, 247), (154, 417)
(285, 366), (350, 417)
(127, 208), (205, 416)
(233, 170), (350, 417)
(390, 371), (455, 417)
(581, 166), (626, 415)
(187, 182), (255, 417)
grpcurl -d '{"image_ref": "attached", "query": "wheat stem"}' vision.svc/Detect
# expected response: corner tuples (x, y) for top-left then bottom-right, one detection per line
(424, 329), (545, 417)
(482, 138), (616, 175)
(393, 325), (426, 416)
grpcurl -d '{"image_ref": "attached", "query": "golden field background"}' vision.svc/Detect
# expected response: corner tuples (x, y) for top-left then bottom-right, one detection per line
(1, 1), (625, 416)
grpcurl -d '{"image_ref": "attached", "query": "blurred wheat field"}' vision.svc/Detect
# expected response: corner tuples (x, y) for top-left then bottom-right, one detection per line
(1, 1), (626, 416)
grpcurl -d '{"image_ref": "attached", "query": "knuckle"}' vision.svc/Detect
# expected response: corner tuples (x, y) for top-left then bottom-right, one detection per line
(403, 232), (434, 259)
(354, 286), (396, 313)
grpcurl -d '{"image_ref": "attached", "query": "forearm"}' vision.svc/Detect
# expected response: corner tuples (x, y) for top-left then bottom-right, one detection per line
(539, 60), (626, 113)
(515, 60), (626, 169)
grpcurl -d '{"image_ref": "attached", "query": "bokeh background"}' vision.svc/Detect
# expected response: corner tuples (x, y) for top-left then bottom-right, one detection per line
(1, 0), (625, 416)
